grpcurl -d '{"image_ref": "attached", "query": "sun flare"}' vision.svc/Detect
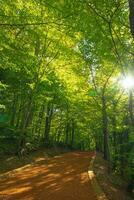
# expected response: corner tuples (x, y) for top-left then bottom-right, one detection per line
(121, 76), (134, 90)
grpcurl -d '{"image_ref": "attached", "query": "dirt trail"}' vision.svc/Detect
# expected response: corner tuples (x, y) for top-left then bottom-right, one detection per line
(0, 152), (97, 200)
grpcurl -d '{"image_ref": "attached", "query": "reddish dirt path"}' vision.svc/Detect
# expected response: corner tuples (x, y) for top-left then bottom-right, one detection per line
(0, 152), (97, 200)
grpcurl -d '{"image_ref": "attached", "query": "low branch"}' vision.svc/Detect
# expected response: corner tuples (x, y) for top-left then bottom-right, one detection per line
(87, 2), (109, 23)
(0, 21), (64, 27)
(103, 67), (115, 93)
(108, 22), (125, 75)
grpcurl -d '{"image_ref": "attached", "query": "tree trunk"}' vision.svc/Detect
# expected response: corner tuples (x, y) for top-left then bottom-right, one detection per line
(16, 105), (21, 128)
(129, 90), (134, 126)
(128, 0), (134, 38)
(57, 129), (62, 143)
(34, 104), (45, 135)
(10, 92), (17, 126)
(102, 94), (110, 161)
(111, 101), (118, 169)
(44, 102), (53, 145)
(71, 121), (75, 148)
(65, 122), (69, 146)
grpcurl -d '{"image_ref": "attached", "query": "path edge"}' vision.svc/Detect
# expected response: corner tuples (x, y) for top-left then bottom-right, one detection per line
(0, 163), (33, 180)
(88, 152), (108, 200)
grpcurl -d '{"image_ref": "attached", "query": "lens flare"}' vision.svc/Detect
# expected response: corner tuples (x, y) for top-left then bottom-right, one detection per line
(121, 76), (134, 90)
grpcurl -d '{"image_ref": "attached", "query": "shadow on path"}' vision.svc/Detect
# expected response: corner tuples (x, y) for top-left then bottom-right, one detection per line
(0, 152), (97, 200)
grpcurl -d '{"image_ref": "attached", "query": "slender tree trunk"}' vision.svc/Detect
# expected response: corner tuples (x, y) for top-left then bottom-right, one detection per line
(95, 141), (100, 151)
(57, 129), (62, 143)
(119, 131), (126, 177)
(111, 102), (118, 170)
(25, 97), (33, 128)
(44, 102), (53, 145)
(95, 133), (103, 152)
(129, 90), (134, 126)
(102, 94), (110, 161)
(22, 91), (36, 132)
(25, 108), (33, 128)
(65, 122), (69, 146)
(128, 0), (134, 38)
(16, 108), (21, 128)
(10, 92), (17, 126)
(18, 95), (33, 153)
(34, 104), (45, 135)
(71, 121), (75, 148)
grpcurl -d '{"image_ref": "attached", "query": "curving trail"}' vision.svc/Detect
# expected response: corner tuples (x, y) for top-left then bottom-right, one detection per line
(0, 152), (97, 200)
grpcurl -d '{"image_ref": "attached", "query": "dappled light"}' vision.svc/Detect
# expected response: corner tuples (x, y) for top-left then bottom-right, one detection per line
(0, 152), (97, 200)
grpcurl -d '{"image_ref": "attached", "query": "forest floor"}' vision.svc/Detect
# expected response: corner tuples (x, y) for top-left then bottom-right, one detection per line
(0, 148), (69, 174)
(0, 151), (97, 200)
(93, 153), (133, 200)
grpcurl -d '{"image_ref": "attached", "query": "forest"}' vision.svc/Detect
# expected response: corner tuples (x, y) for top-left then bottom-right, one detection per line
(0, 0), (134, 198)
